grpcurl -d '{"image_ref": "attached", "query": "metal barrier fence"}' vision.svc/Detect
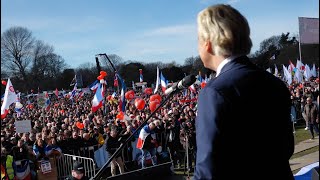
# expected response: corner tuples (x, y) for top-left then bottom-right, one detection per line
(65, 131), (168, 164)
(55, 131), (177, 178)
(54, 154), (96, 179)
(69, 145), (100, 159)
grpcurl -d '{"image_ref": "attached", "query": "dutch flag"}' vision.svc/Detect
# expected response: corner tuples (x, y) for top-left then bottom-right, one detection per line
(189, 84), (196, 93)
(160, 72), (167, 93)
(45, 91), (50, 110)
(117, 74), (126, 112)
(91, 83), (104, 112)
(77, 90), (84, 99)
(70, 83), (77, 100)
(136, 124), (156, 149)
(139, 69), (143, 82)
(89, 80), (99, 93)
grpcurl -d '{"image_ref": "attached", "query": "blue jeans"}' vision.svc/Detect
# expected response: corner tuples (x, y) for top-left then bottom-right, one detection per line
(141, 148), (157, 168)
(309, 123), (319, 138)
(309, 123), (319, 139)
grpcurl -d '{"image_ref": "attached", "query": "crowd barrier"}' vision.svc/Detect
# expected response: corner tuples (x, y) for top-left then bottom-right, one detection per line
(54, 131), (186, 178)
(55, 154), (96, 179)
(65, 131), (168, 164)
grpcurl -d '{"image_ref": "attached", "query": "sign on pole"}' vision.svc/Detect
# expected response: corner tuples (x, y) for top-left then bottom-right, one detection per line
(299, 17), (319, 44)
(135, 82), (147, 87)
(37, 93), (45, 108)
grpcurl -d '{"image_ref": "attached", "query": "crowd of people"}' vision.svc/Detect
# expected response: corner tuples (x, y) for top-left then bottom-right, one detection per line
(0, 73), (319, 179)
(1, 82), (199, 179)
(289, 78), (319, 138)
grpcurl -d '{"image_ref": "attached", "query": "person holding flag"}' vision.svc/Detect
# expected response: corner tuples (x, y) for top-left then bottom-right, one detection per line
(1, 79), (17, 119)
(136, 122), (158, 169)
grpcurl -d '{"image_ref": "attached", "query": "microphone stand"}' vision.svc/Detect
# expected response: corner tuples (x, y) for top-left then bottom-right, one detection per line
(92, 89), (178, 180)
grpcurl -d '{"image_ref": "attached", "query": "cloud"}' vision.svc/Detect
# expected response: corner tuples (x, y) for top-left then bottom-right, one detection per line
(142, 24), (196, 37)
(227, 0), (240, 4)
(117, 23), (198, 63)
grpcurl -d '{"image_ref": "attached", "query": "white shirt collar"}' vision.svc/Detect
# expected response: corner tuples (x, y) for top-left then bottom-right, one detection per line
(215, 55), (241, 77)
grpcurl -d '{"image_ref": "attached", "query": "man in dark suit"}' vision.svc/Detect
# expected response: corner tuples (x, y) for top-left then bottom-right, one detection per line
(194, 4), (294, 180)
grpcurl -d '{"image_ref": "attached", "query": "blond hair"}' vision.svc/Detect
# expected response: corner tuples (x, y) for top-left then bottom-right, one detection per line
(197, 4), (252, 56)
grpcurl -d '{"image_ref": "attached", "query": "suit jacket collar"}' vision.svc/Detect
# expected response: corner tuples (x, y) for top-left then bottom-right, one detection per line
(218, 55), (250, 77)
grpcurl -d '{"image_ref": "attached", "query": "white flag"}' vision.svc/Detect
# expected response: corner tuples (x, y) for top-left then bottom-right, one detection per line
(266, 68), (272, 73)
(154, 67), (160, 94)
(294, 69), (303, 84)
(1, 78), (18, 119)
(303, 64), (312, 81)
(296, 60), (302, 71)
(282, 65), (292, 85)
(311, 64), (317, 77)
(274, 64), (278, 77)
(132, 81), (136, 91)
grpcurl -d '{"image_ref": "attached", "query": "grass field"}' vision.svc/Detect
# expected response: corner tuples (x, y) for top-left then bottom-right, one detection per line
(293, 123), (315, 144)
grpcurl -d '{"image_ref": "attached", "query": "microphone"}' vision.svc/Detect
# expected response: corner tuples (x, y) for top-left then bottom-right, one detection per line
(164, 75), (196, 95)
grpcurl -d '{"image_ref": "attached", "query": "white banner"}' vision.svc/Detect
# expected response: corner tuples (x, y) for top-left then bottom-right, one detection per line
(15, 120), (32, 133)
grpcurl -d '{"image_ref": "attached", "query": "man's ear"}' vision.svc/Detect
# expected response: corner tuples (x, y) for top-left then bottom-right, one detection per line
(205, 41), (214, 55)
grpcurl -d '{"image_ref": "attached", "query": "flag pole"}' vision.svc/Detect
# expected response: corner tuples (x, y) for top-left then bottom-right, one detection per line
(298, 17), (302, 61)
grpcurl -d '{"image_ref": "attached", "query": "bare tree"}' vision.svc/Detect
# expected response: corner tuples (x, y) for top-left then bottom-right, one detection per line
(46, 53), (67, 78)
(1, 26), (34, 82)
(258, 35), (281, 55)
(144, 61), (166, 70)
(100, 54), (124, 71)
(30, 40), (54, 77)
(184, 56), (196, 66)
(76, 63), (97, 87)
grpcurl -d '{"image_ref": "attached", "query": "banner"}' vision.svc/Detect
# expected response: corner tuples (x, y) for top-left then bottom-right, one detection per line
(94, 144), (109, 168)
(180, 98), (198, 103)
(15, 120), (31, 133)
(299, 17), (319, 44)
(37, 93), (46, 108)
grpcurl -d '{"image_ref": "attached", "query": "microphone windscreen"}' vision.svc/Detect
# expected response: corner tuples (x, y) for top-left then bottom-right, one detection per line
(182, 75), (196, 87)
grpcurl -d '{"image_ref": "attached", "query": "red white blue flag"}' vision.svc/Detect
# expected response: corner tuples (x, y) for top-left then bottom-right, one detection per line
(160, 72), (167, 93)
(91, 83), (104, 112)
(45, 91), (50, 110)
(139, 69), (143, 82)
(117, 74), (126, 112)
